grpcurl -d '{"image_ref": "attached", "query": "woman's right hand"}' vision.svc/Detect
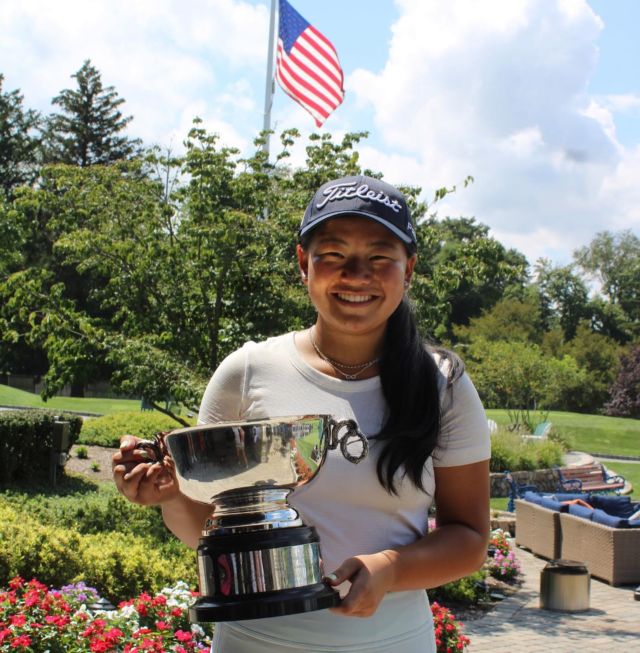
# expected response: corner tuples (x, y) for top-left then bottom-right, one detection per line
(112, 435), (179, 505)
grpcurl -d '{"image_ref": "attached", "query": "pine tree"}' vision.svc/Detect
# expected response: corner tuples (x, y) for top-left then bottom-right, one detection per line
(43, 59), (141, 167)
(0, 74), (41, 196)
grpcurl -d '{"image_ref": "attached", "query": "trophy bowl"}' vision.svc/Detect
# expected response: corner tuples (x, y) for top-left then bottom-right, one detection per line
(139, 415), (368, 622)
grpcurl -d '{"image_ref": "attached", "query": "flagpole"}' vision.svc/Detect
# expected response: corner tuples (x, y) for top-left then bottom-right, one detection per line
(262, 0), (277, 160)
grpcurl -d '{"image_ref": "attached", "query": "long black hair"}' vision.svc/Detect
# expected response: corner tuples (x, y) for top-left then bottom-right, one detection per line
(377, 297), (463, 494)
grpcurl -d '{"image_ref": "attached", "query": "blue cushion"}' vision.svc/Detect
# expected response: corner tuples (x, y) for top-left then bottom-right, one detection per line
(538, 496), (564, 512)
(568, 503), (594, 520)
(592, 508), (629, 528)
(523, 491), (542, 504)
(553, 493), (590, 502)
(589, 495), (631, 514)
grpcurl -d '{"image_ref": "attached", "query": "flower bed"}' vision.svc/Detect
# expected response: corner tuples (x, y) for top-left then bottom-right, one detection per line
(0, 575), (475, 652)
(0, 577), (211, 652)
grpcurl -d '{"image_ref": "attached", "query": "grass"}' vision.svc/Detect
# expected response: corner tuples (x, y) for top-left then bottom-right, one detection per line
(603, 461), (639, 500)
(486, 409), (640, 458)
(1, 384), (150, 415)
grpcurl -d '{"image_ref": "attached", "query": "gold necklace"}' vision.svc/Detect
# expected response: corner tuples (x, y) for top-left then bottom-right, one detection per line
(309, 329), (380, 380)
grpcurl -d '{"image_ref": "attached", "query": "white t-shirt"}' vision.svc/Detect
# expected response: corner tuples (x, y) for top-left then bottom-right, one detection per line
(198, 332), (490, 653)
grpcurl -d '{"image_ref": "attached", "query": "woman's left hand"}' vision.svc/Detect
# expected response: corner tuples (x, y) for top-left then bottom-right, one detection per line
(326, 551), (397, 617)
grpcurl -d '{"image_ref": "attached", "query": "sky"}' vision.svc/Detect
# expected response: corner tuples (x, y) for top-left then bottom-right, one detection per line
(1, 0), (639, 269)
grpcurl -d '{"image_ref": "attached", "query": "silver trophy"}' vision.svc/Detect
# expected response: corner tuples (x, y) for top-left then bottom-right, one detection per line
(139, 415), (368, 622)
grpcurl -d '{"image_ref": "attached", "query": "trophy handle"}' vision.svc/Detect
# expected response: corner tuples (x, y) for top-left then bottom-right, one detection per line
(328, 419), (369, 464)
(135, 433), (168, 463)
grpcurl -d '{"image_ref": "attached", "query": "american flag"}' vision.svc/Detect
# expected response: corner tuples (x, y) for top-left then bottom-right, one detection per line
(275, 0), (345, 127)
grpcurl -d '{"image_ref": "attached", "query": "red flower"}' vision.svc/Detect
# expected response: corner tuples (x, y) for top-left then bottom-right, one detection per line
(8, 578), (24, 591)
(175, 630), (193, 642)
(10, 634), (32, 649)
(9, 614), (26, 627)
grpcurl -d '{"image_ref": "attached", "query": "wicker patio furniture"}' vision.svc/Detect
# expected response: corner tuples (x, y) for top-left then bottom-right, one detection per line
(514, 499), (561, 560)
(558, 512), (640, 585)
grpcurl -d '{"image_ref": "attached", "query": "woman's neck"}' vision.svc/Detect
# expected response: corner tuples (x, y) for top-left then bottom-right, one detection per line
(311, 323), (384, 365)
(296, 322), (384, 381)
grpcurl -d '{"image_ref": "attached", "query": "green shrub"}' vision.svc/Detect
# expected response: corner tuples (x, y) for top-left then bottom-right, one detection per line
(490, 431), (564, 472)
(429, 570), (486, 605)
(76, 445), (89, 459)
(0, 487), (171, 542)
(0, 503), (197, 603)
(0, 409), (83, 483)
(79, 410), (185, 447)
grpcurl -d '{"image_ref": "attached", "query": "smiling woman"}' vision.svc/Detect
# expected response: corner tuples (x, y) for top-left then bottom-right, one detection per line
(113, 174), (491, 653)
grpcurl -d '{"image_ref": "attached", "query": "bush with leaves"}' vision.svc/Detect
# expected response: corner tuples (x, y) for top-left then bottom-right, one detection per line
(79, 411), (191, 447)
(0, 503), (196, 603)
(0, 486), (172, 544)
(429, 570), (486, 606)
(488, 431), (564, 472)
(0, 409), (82, 483)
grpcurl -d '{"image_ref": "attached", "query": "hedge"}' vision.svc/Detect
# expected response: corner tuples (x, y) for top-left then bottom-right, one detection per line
(79, 411), (186, 447)
(0, 503), (196, 603)
(0, 487), (172, 543)
(0, 409), (83, 483)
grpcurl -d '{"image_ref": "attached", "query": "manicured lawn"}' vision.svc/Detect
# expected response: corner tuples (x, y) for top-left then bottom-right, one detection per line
(486, 409), (640, 458)
(0, 384), (142, 415)
(603, 461), (639, 500)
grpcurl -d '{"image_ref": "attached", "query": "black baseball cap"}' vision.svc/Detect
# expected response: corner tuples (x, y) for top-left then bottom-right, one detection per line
(299, 175), (417, 248)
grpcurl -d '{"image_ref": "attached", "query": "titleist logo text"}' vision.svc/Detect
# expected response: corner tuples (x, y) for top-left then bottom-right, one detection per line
(316, 182), (403, 214)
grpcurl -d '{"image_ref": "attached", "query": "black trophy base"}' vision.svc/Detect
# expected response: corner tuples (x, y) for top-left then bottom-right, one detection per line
(192, 525), (340, 622)
(189, 582), (340, 622)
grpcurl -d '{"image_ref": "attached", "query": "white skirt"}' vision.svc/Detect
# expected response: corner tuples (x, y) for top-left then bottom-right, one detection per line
(210, 591), (436, 653)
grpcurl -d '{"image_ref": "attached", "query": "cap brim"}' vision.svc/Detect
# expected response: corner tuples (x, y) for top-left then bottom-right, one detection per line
(299, 210), (414, 245)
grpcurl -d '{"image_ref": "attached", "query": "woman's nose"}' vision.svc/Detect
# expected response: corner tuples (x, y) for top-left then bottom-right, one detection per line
(341, 257), (371, 280)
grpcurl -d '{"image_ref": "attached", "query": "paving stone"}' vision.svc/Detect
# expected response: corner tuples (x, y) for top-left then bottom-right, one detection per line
(464, 546), (639, 652)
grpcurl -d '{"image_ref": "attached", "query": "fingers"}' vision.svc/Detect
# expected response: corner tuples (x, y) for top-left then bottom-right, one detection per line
(324, 558), (362, 587)
(327, 553), (396, 618)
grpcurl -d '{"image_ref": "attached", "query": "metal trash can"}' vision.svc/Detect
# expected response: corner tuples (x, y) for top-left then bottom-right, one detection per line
(540, 559), (590, 612)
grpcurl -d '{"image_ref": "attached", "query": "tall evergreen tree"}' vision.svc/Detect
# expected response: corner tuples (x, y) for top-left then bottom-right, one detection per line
(0, 74), (41, 197)
(43, 60), (141, 167)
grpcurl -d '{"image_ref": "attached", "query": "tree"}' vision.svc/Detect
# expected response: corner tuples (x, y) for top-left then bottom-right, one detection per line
(575, 230), (640, 337)
(453, 296), (543, 345)
(562, 321), (621, 412)
(462, 338), (586, 427)
(0, 75), (41, 197)
(411, 217), (528, 340)
(534, 259), (589, 340)
(0, 127), (374, 419)
(604, 345), (640, 418)
(43, 60), (140, 167)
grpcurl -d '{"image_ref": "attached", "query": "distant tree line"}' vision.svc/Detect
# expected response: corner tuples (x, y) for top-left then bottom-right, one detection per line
(1, 61), (638, 421)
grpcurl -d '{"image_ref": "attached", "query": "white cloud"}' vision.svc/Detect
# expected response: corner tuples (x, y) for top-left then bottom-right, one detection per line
(349, 0), (638, 265)
(0, 0), (267, 145)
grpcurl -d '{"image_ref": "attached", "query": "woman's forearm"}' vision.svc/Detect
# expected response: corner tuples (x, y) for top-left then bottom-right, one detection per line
(382, 522), (488, 591)
(161, 494), (213, 549)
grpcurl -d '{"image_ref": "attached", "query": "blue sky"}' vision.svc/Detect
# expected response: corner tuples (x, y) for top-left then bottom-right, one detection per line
(1, 0), (638, 269)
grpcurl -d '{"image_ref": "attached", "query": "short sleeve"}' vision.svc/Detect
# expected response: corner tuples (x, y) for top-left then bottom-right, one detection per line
(432, 371), (491, 467)
(197, 346), (248, 425)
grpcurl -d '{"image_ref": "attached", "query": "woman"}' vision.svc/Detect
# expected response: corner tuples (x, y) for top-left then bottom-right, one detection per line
(113, 174), (490, 653)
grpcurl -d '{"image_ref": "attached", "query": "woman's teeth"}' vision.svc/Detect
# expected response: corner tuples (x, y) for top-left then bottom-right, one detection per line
(337, 294), (372, 303)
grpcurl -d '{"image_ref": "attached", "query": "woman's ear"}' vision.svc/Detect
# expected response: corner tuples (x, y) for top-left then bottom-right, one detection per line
(404, 253), (417, 288)
(296, 244), (309, 284)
